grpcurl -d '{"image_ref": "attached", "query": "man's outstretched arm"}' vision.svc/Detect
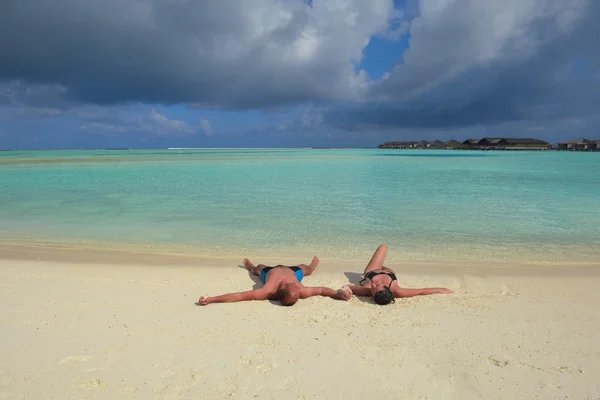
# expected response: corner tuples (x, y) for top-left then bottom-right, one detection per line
(197, 288), (271, 305)
(299, 285), (352, 301)
(394, 287), (453, 298)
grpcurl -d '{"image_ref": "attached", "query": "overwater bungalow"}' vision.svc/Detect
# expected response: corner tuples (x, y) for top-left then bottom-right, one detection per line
(378, 137), (551, 150)
(377, 141), (416, 149)
(463, 138), (550, 150)
(556, 138), (598, 151)
(427, 140), (445, 149)
(463, 138), (489, 147)
(444, 139), (463, 148)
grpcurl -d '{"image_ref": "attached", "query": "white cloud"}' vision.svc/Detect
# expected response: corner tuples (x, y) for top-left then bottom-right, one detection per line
(199, 119), (212, 136)
(370, 0), (592, 100)
(150, 109), (195, 135)
(78, 108), (197, 137)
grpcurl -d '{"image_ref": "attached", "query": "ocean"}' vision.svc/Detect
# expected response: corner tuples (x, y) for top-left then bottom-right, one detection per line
(1, 148), (599, 262)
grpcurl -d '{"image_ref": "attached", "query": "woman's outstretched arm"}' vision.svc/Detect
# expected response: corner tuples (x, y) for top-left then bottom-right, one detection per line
(394, 287), (453, 298)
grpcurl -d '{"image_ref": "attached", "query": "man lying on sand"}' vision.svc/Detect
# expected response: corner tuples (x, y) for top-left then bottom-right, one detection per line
(197, 256), (352, 306)
(348, 244), (453, 305)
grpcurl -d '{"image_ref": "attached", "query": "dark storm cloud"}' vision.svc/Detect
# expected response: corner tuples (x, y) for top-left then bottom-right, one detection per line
(325, 0), (600, 131)
(0, 0), (393, 108)
(2, 0), (599, 141)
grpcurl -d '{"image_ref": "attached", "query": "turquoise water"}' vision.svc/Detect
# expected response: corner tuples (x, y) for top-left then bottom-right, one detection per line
(1, 149), (599, 261)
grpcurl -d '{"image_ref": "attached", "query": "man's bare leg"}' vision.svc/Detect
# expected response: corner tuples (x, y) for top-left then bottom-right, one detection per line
(363, 244), (388, 275)
(245, 256), (318, 276)
(242, 258), (270, 276)
(298, 256), (319, 276)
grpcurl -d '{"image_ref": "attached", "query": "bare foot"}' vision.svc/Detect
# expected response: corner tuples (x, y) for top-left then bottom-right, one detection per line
(243, 258), (255, 270)
(301, 256), (320, 276)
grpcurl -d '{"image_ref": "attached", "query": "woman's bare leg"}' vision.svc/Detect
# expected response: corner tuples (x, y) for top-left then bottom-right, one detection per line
(363, 244), (388, 275)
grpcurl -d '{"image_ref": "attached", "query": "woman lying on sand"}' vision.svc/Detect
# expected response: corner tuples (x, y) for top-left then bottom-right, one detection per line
(348, 244), (453, 305)
(197, 256), (352, 307)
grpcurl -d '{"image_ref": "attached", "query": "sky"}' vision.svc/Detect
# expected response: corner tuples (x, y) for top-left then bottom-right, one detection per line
(1, 0), (599, 149)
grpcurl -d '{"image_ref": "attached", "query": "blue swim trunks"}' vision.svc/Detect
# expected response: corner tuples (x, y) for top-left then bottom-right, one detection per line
(260, 266), (304, 284)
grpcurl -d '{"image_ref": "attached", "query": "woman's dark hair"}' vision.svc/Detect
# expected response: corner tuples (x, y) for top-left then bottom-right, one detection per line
(373, 287), (395, 305)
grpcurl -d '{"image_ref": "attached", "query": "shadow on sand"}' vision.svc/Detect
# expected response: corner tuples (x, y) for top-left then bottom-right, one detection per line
(237, 264), (285, 306)
(237, 264), (262, 290)
(343, 272), (375, 304)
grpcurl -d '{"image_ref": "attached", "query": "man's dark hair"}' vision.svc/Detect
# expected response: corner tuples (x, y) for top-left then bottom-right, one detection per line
(280, 287), (299, 306)
(373, 287), (395, 305)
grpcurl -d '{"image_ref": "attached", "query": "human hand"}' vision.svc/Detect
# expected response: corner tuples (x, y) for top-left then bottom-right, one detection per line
(197, 296), (212, 306)
(336, 285), (352, 301)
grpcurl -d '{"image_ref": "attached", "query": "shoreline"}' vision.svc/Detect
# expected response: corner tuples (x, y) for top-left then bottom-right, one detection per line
(2, 241), (598, 276)
(3, 238), (600, 266)
(2, 234), (599, 264)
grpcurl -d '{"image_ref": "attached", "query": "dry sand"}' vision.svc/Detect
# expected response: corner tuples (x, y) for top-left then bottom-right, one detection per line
(1, 246), (599, 399)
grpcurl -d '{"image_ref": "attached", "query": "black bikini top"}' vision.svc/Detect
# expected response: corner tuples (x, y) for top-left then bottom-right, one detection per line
(359, 271), (398, 286)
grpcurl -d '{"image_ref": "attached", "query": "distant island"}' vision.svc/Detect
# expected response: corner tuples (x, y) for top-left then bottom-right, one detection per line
(377, 137), (600, 151)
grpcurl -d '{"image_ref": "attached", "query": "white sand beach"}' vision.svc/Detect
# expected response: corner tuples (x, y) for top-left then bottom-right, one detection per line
(1, 246), (599, 399)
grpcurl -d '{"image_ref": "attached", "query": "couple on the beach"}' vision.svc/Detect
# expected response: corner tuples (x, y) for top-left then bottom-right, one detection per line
(197, 244), (453, 307)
